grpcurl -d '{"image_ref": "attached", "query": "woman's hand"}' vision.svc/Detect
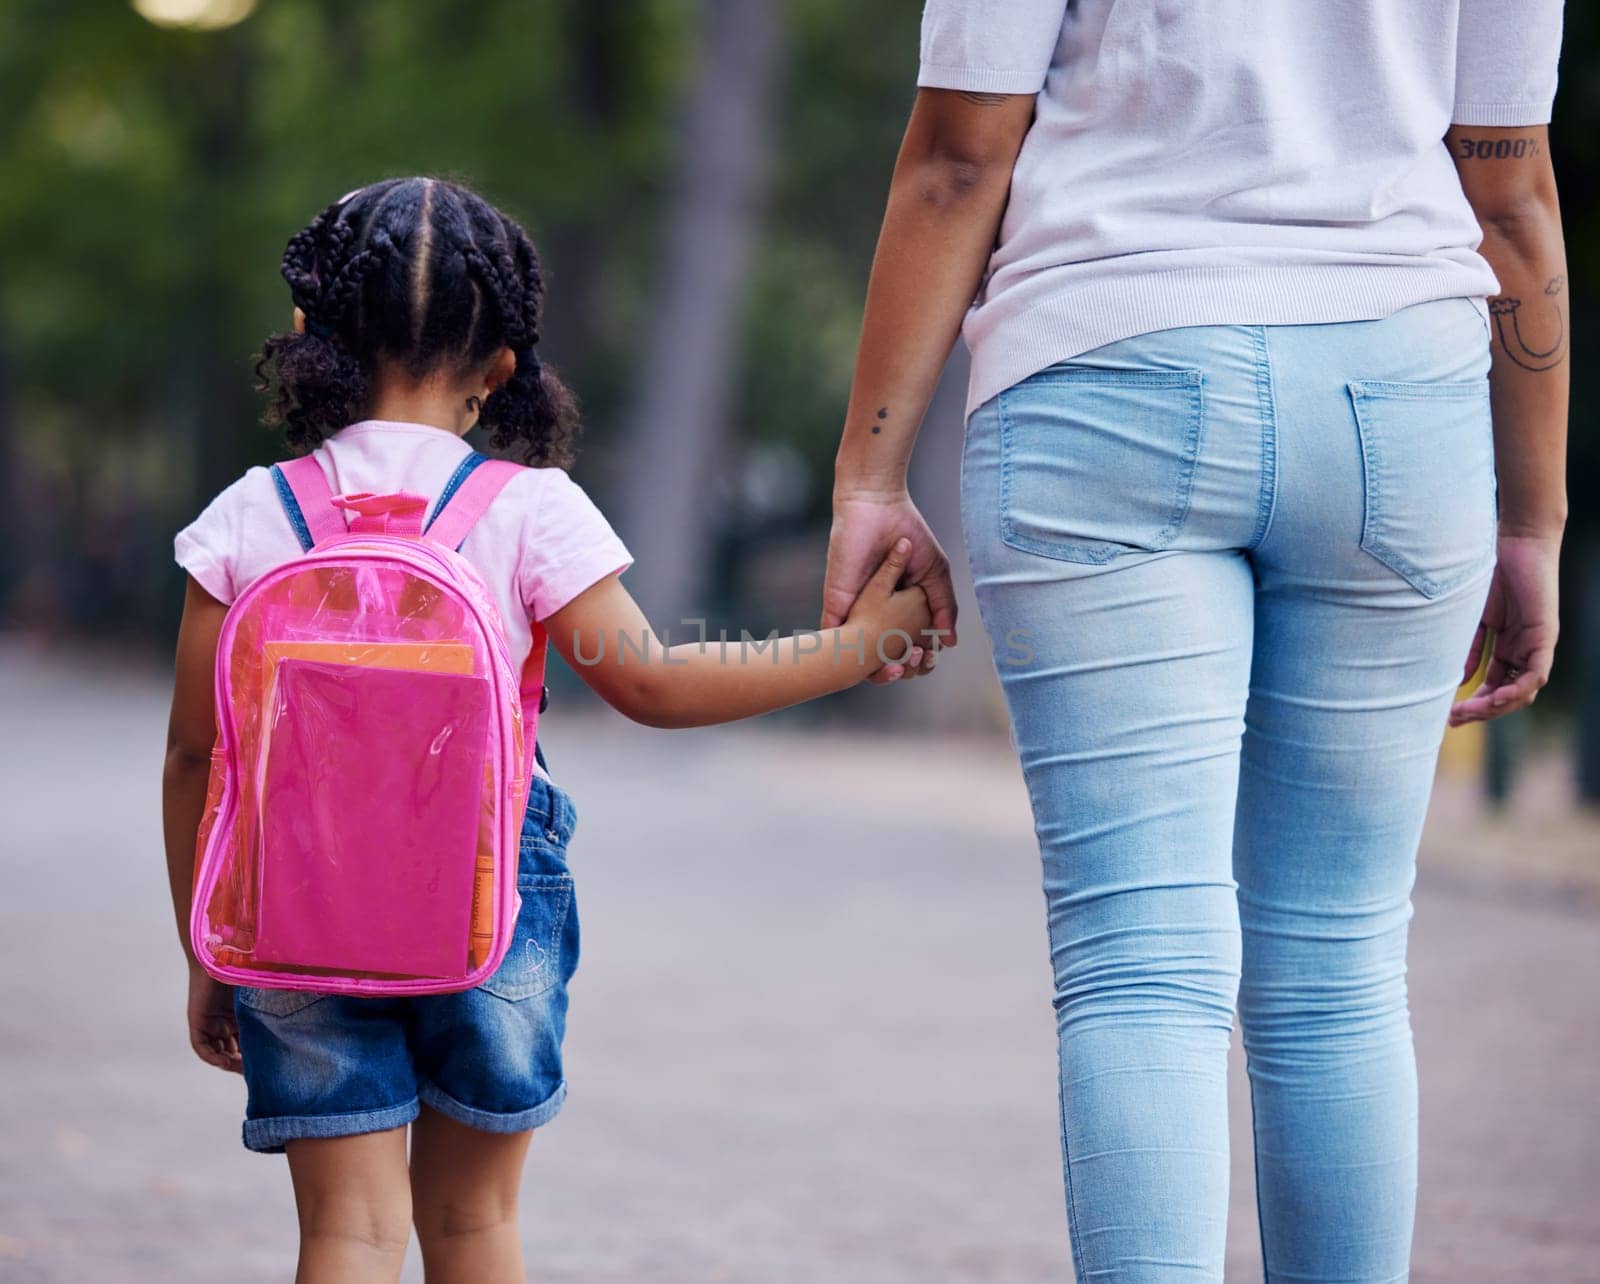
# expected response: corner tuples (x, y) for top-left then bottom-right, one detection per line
(823, 489), (955, 683)
(1449, 531), (1561, 726)
(188, 964), (242, 1073)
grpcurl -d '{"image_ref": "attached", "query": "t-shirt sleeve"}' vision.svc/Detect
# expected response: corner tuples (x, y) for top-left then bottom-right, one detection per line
(517, 471), (633, 622)
(916, 0), (1070, 95)
(173, 470), (256, 604)
(1453, 0), (1564, 126)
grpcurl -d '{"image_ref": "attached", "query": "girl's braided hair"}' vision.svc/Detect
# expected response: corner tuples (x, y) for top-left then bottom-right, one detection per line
(256, 177), (578, 467)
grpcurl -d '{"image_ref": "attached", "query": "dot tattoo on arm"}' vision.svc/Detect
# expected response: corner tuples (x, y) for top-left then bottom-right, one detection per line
(872, 407), (887, 435)
(1489, 276), (1567, 373)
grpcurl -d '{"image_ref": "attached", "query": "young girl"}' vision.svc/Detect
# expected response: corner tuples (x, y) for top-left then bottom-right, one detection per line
(162, 176), (930, 1284)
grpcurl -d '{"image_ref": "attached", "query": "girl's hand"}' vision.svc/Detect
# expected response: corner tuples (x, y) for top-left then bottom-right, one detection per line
(824, 490), (955, 682)
(843, 537), (934, 680)
(1449, 530), (1561, 726)
(187, 963), (242, 1074)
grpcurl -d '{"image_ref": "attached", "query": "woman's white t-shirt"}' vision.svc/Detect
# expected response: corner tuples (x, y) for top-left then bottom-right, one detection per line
(917, 0), (1566, 414)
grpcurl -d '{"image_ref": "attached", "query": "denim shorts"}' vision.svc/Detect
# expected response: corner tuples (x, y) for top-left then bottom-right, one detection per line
(233, 774), (579, 1153)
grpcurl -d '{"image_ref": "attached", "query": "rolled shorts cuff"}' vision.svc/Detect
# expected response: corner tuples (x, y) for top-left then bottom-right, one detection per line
(417, 1078), (567, 1134)
(243, 1098), (421, 1154)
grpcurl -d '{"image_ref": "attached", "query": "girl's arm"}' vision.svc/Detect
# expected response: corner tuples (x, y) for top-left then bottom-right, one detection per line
(548, 540), (931, 729)
(164, 577), (225, 960)
(163, 577), (242, 1072)
(1445, 123), (1567, 722)
(823, 88), (1036, 658)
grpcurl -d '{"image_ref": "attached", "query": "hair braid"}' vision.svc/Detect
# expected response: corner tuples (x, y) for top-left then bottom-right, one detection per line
(461, 243), (529, 348)
(317, 229), (393, 331)
(512, 226), (544, 349)
(280, 207), (335, 317)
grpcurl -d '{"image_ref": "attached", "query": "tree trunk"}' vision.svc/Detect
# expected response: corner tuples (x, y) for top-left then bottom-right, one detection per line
(540, 0), (634, 429)
(618, 0), (782, 630)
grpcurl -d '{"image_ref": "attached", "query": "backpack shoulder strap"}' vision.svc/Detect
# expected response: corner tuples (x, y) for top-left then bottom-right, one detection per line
(425, 452), (549, 738)
(424, 455), (525, 551)
(424, 450), (488, 535)
(272, 454), (347, 550)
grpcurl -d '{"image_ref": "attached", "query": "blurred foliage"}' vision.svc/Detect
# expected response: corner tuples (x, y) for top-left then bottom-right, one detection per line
(737, 0), (919, 479)
(0, 1), (688, 484)
(1, 0), (700, 633)
(0, 0), (919, 640)
(0, 0), (1594, 682)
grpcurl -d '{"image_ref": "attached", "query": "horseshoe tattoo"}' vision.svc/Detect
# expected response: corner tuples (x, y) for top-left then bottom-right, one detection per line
(1488, 276), (1567, 372)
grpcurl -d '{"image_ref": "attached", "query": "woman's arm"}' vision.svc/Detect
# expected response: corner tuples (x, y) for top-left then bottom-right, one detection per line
(833, 89), (1037, 493)
(822, 88), (1037, 654)
(1448, 124), (1569, 537)
(163, 577), (242, 1071)
(548, 541), (930, 729)
(1446, 123), (1567, 722)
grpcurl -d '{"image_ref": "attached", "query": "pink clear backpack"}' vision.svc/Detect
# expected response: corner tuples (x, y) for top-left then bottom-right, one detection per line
(190, 450), (546, 996)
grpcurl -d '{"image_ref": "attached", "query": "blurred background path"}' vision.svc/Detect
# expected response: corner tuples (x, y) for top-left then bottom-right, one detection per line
(1, 641), (1596, 1283)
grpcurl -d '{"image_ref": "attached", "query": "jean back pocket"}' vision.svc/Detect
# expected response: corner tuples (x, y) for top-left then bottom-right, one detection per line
(997, 367), (1205, 564)
(1349, 378), (1497, 599)
(478, 873), (574, 1002)
(235, 986), (328, 1019)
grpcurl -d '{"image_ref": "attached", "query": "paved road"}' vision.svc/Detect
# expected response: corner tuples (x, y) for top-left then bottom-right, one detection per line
(1, 642), (1596, 1282)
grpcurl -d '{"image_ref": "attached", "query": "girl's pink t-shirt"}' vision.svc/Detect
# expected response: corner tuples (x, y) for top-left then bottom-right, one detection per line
(173, 420), (632, 683)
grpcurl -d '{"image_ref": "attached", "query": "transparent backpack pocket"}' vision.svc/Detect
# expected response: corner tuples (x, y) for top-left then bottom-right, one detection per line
(245, 657), (490, 978)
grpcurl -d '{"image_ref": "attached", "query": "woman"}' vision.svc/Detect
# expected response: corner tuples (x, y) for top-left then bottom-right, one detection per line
(823, 1), (1567, 1278)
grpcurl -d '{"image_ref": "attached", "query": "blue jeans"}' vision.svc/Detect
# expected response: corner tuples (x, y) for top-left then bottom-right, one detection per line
(961, 298), (1496, 1282)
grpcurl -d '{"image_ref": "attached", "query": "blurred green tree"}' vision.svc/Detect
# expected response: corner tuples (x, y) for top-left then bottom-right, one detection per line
(0, 0), (689, 634)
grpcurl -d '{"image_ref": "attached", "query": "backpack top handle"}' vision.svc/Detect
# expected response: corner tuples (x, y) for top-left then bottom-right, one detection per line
(331, 491), (429, 536)
(272, 451), (524, 552)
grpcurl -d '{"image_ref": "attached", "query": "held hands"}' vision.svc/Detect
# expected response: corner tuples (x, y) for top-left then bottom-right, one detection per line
(824, 489), (957, 683)
(1449, 530), (1560, 725)
(188, 962), (242, 1074)
(843, 537), (935, 681)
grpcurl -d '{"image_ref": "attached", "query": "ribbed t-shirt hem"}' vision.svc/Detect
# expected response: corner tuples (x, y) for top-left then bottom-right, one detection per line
(961, 259), (1500, 417)
(1450, 101), (1555, 127)
(916, 63), (1047, 94)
